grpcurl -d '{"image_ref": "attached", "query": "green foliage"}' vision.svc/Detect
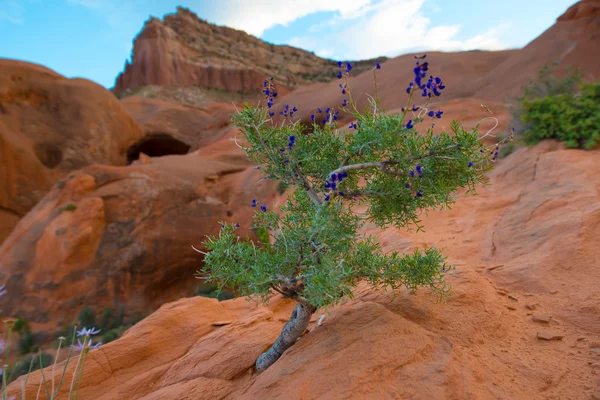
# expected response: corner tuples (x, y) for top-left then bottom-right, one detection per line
(194, 284), (236, 301)
(100, 307), (125, 331)
(101, 325), (129, 344)
(78, 306), (96, 328)
(499, 142), (518, 158)
(521, 62), (584, 100)
(511, 62), (600, 149)
(200, 67), (496, 311)
(7, 352), (53, 383)
(19, 330), (36, 355)
(57, 203), (77, 213)
(12, 317), (37, 355)
(520, 82), (600, 149)
(276, 180), (287, 195)
(254, 225), (270, 244)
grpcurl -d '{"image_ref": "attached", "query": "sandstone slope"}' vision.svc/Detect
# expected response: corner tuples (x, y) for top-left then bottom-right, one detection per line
(9, 140), (600, 399)
(473, 0), (600, 100)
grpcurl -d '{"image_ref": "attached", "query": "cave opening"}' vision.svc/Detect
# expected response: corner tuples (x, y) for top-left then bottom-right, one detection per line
(127, 133), (191, 164)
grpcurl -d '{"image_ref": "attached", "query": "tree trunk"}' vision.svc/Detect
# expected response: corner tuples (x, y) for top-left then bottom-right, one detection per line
(256, 301), (316, 371)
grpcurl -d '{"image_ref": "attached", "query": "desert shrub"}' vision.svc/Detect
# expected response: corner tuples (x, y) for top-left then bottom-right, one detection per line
(510, 61), (600, 149)
(199, 56), (506, 371)
(57, 203), (77, 213)
(78, 306), (96, 328)
(100, 325), (130, 344)
(7, 353), (53, 383)
(276, 180), (287, 195)
(520, 82), (600, 149)
(1, 286), (102, 398)
(521, 62), (583, 100)
(499, 142), (518, 158)
(509, 62), (583, 134)
(194, 284), (236, 301)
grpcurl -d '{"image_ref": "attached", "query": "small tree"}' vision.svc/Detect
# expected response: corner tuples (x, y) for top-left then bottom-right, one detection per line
(198, 56), (505, 371)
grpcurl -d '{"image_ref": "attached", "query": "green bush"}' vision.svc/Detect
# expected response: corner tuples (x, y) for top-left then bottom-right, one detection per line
(520, 82), (600, 149)
(8, 352), (53, 383)
(200, 56), (499, 371)
(194, 284), (236, 301)
(78, 306), (96, 328)
(276, 180), (287, 195)
(499, 142), (518, 158)
(18, 329), (36, 355)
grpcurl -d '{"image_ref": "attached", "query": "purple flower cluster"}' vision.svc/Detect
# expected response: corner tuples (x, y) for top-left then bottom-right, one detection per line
(489, 143), (500, 161)
(406, 55), (446, 98)
(427, 109), (444, 119)
(312, 107), (339, 125)
(252, 198), (268, 212)
(408, 165), (423, 178)
(288, 135), (295, 149)
(280, 104), (298, 118)
(263, 78), (278, 117)
(324, 171), (348, 192)
(336, 61), (352, 79)
(349, 122), (358, 129)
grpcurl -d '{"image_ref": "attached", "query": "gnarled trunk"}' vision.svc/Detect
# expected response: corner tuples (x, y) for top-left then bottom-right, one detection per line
(256, 301), (316, 371)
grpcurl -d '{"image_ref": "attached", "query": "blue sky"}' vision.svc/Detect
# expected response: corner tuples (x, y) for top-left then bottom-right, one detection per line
(0, 0), (576, 88)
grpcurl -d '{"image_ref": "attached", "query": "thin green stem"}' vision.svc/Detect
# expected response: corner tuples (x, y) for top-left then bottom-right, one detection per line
(53, 326), (77, 398)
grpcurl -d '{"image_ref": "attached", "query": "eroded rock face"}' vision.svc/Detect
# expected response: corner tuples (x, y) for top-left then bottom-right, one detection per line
(0, 59), (144, 242)
(121, 97), (236, 158)
(0, 148), (276, 331)
(113, 7), (386, 96)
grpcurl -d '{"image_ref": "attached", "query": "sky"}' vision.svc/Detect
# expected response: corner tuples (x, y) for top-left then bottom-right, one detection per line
(0, 0), (577, 88)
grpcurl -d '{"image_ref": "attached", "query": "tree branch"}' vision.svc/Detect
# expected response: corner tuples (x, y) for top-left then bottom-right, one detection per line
(327, 143), (461, 180)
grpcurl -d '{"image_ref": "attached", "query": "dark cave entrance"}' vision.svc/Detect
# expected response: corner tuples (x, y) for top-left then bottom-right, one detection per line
(126, 133), (191, 164)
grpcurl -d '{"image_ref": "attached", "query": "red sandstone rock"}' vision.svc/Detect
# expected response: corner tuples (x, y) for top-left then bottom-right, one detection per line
(0, 59), (144, 242)
(474, 0), (600, 100)
(120, 96), (236, 156)
(537, 331), (565, 341)
(113, 7), (385, 96)
(0, 147), (277, 331)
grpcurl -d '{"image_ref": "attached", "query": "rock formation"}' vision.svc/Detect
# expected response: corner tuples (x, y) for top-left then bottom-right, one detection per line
(10, 144), (600, 400)
(113, 7), (386, 97)
(0, 59), (144, 242)
(0, 139), (277, 331)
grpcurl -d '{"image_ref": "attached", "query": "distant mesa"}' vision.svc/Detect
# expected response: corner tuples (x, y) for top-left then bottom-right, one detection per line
(113, 6), (386, 99)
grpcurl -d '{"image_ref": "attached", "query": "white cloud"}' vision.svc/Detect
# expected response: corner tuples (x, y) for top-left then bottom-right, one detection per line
(288, 0), (508, 60)
(207, 0), (373, 37)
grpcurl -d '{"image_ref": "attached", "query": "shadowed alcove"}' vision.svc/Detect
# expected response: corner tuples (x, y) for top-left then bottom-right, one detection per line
(127, 133), (191, 164)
